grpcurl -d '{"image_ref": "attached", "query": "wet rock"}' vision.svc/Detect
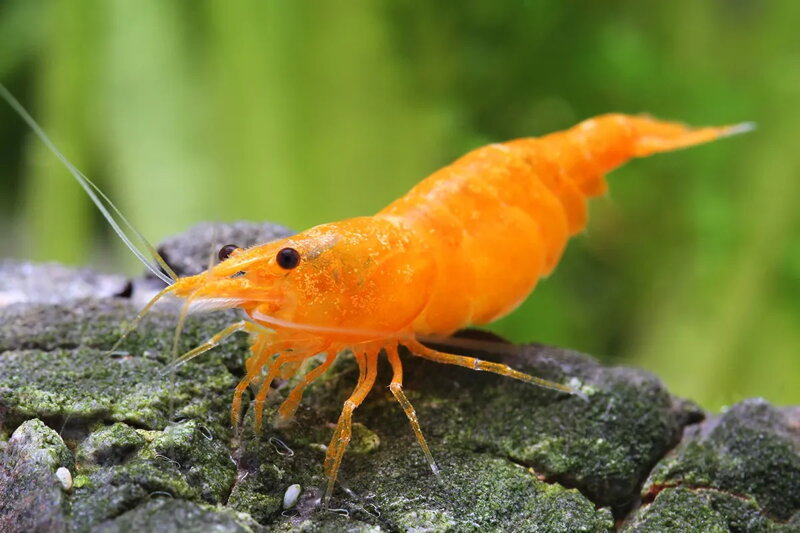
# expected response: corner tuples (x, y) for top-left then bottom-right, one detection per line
(68, 421), (237, 531)
(0, 299), (247, 436)
(335, 445), (613, 532)
(1, 220), (797, 532)
(93, 499), (258, 533)
(0, 281), (625, 531)
(622, 486), (800, 533)
(241, 340), (685, 527)
(76, 422), (147, 467)
(365, 344), (702, 512)
(149, 420), (237, 503)
(0, 260), (129, 308)
(0, 419), (73, 532)
(624, 399), (800, 531)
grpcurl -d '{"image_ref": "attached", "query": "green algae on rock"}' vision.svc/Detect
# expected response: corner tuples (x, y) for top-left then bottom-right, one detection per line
(92, 499), (259, 533)
(67, 420), (238, 531)
(1, 221), (799, 531)
(149, 420), (237, 503)
(347, 344), (702, 513)
(75, 422), (147, 467)
(625, 399), (800, 531)
(229, 396), (614, 531)
(0, 282), (622, 531)
(332, 444), (614, 532)
(622, 486), (800, 533)
(0, 419), (73, 532)
(0, 299), (247, 437)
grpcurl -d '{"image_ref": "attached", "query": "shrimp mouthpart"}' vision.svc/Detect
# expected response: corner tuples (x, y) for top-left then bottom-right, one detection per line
(187, 297), (248, 313)
(169, 274), (266, 311)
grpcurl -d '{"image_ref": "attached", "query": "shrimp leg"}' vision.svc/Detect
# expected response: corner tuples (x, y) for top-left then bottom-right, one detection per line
(405, 339), (579, 396)
(231, 335), (275, 429)
(236, 336), (308, 432)
(170, 319), (252, 369)
(385, 343), (439, 476)
(252, 341), (329, 433)
(251, 351), (304, 433)
(323, 345), (379, 507)
(276, 343), (334, 421)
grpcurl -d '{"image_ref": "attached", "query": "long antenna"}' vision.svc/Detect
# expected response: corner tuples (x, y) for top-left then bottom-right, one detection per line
(0, 83), (177, 285)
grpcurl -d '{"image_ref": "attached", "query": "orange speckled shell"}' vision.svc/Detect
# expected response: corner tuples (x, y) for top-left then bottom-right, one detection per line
(379, 113), (734, 334)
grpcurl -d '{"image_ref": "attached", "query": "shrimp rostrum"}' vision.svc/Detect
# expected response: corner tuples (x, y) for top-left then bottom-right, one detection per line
(0, 84), (750, 506)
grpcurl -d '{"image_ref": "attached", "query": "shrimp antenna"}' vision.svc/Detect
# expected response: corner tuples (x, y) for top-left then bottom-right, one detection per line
(0, 83), (177, 285)
(107, 283), (178, 354)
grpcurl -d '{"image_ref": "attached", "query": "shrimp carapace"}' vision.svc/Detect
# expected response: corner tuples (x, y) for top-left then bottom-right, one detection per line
(1, 86), (750, 508)
(166, 114), (748, 505)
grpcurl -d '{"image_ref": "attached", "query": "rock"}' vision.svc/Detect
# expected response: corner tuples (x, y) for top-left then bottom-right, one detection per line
(149, 420), (237, 504)
(0, 260), (129, 308)
(0, 419), (73, 532)
(622, 486), (800, 533)
(624, 399), (800, 531)
(68, 420), (238, 531)
(76, 422), (147, 467)
(1, 220), (798, 532)
(92, 499), (259, 533)
(0, 299), (247, 436)
(380, 343), (702, 511)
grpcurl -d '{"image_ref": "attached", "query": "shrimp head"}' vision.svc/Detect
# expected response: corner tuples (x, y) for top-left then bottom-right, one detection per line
(170, 216), (436, 341)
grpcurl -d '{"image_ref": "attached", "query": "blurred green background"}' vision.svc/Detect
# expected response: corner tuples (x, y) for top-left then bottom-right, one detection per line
(1, 1), (798, 410)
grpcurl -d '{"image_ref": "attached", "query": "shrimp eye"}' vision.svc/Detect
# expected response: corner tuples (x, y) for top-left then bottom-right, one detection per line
(276, 247), (301, 269)
(218, 244), (239, 261)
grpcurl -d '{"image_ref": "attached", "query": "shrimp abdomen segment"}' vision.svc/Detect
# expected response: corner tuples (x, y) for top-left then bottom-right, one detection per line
(381, 114), (743, 331)
(527, 113), (746, 199)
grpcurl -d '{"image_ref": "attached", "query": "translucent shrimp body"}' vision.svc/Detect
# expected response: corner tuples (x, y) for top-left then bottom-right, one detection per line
(167, 114), (748, 505)
(2, 84), (748, 506)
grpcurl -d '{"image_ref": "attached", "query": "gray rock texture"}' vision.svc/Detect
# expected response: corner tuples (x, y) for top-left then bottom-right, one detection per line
(624, 400), (800, 532)
(0, 260), (129, 307)
(0, 221), (797, 532)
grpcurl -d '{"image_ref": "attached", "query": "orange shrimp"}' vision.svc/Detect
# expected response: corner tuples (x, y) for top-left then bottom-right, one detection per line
(0, 85), (750, 506)
(162, 114), (750, 504)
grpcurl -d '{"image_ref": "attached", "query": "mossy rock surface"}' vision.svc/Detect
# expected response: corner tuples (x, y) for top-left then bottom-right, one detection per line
(624, 400), (800, 532)
(0, 419), (72, 532)
(1, 221), (797, 532)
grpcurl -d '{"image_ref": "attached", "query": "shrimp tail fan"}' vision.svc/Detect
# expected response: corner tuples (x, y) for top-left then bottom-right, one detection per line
(624, 115), (755, 157)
